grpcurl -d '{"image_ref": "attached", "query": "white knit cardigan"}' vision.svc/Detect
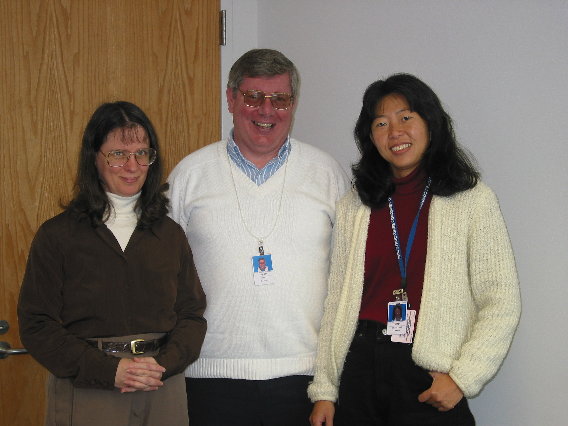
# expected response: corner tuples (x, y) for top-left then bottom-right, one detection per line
(308, 182), (521, 402)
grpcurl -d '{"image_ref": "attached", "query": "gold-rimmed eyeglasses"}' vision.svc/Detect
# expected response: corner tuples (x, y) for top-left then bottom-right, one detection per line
(240, 90), (293, 110)
(99, 148), (157, 167)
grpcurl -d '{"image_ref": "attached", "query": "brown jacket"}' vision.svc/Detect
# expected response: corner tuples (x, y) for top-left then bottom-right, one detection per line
(18, 210), (206, 390)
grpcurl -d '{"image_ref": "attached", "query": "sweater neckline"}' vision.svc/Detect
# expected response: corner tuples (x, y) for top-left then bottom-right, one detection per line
(225, 142), (290, 250)
(106, 192), (139, 222)
(392, 167), (428, 196)
(222, 140), (293, 194)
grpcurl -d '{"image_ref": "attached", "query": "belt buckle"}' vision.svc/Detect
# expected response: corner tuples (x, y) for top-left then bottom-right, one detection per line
(130, 339), (145, 354)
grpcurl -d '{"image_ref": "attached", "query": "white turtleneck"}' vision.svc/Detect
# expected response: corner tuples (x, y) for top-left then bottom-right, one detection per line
(105, 192), (140, 251)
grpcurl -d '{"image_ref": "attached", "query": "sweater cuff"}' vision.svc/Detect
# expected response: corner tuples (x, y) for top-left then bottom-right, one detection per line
(448, 366), (483, 398)
(307, 381), (339, 403)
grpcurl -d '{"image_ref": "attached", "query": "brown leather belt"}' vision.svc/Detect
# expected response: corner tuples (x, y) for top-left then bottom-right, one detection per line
(87, 336), (166, 354)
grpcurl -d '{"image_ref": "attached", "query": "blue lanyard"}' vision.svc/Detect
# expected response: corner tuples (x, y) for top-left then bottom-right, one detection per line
(388, 178), (431, 290)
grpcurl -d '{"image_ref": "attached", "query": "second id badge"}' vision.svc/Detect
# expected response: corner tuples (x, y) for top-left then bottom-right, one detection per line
(252, 254), (275, 286)
(391, 309), (416, 343)
(386, 301), (408, 335)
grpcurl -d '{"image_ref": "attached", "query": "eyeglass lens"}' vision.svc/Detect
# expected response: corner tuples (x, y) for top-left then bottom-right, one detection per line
(106, 149), (156, 167)
(242, 90), (292, 110)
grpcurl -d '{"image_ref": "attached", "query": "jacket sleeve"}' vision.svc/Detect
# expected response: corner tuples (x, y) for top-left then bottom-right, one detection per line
(448, 186), (521, 397)
(155, 233), (206, 379)
(17, 224), (120, 390)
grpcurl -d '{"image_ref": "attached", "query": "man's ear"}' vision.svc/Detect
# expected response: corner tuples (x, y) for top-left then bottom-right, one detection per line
(226, 87), (236, 113)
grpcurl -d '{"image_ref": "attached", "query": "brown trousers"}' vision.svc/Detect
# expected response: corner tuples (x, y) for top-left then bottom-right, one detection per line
(45, 334), (188, 426)
(45, 372), (188, 426)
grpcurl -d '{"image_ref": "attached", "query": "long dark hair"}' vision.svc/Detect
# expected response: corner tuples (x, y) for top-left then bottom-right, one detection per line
(352, 73), (479, 209)
(66, 101), (168, 228)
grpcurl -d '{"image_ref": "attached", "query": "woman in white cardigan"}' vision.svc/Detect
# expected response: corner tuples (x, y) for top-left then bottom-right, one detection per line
(309, 74), (521, 426)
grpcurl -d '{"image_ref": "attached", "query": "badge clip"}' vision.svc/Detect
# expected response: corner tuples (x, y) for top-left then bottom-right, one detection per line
(393, 288), (408, 302)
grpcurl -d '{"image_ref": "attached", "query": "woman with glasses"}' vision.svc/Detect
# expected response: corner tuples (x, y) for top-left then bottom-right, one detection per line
(308, 74), (521, 425)
(18, 101), (206, 425)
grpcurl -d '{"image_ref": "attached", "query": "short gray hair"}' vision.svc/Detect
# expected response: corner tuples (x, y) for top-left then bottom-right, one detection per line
(227, 49), (300, 99)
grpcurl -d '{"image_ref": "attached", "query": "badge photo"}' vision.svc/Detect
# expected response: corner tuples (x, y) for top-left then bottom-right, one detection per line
(386, 301), (408, 335)
(252, 254), (275, 286)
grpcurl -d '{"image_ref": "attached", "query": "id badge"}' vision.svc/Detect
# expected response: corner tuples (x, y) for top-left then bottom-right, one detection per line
(386, 301), (408, 335)
(391, 309), (416, 343)
(252, 254), (275, 286)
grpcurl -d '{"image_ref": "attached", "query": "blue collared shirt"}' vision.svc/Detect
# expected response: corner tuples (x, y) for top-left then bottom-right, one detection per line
(227, 132), (291, 186)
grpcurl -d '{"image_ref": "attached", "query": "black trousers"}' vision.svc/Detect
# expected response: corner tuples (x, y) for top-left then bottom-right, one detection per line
(186, 375), (312, 426)
(335, 320), (475, 426)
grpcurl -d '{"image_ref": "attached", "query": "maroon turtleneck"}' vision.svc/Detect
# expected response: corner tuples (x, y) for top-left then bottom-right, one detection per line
(359, 167), (432, 324)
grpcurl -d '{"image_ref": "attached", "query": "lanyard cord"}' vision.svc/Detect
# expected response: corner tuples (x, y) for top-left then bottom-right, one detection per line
(226, 148), (289, 255)
(388, 177), (431, 290)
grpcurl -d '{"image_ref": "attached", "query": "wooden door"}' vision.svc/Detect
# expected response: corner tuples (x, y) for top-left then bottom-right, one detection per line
(0, 1), (220, 424)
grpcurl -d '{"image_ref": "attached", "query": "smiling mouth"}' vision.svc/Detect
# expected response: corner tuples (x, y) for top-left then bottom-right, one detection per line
(253, 121), (274, 129)
(391, 143), (411, 152)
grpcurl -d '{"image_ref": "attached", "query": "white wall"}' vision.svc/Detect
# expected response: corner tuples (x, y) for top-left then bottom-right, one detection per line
(220, 0), (258, 136)
(221, 1), (568, 425)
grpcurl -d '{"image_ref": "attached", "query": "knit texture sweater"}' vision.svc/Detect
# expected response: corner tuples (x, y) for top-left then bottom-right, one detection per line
(168, 138), (349, 380)
(307, 182), (521, 401)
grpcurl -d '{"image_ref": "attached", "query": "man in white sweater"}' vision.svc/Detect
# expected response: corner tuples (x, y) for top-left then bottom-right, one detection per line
(168, 49), (349, 425)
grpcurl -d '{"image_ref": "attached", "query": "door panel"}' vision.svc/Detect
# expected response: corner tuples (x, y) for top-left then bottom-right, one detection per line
(0, 1), (220, 424)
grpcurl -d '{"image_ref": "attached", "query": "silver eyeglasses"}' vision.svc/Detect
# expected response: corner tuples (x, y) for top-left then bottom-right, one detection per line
(240, 90), (294, 110)
(99, 148), (157, 167)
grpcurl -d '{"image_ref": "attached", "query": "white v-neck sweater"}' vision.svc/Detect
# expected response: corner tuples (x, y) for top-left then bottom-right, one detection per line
(168, 139), (349, 380)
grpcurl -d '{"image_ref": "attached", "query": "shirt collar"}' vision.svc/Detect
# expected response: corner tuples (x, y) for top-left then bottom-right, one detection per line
(227, 130), (291, 172)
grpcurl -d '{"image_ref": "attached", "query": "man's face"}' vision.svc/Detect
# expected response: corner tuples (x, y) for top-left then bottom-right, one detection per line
(227, 73), (295, 166)
(259, 258), (267, 271)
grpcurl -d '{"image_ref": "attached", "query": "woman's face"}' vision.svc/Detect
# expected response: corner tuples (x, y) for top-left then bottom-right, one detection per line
(370, 94), (429, 178)
(95, 126), (150, 197)
(394, 306), (403, 320)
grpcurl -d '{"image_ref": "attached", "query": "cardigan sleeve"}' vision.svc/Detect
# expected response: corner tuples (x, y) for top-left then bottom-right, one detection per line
(448, 186), (521, 397)
(308, 191), (368, 402)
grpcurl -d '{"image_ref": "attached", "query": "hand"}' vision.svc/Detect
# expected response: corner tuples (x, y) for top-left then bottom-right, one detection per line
(418, 372), (464, 412)
(310, 400), (335, 426)
(115, 357), (166, 393)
